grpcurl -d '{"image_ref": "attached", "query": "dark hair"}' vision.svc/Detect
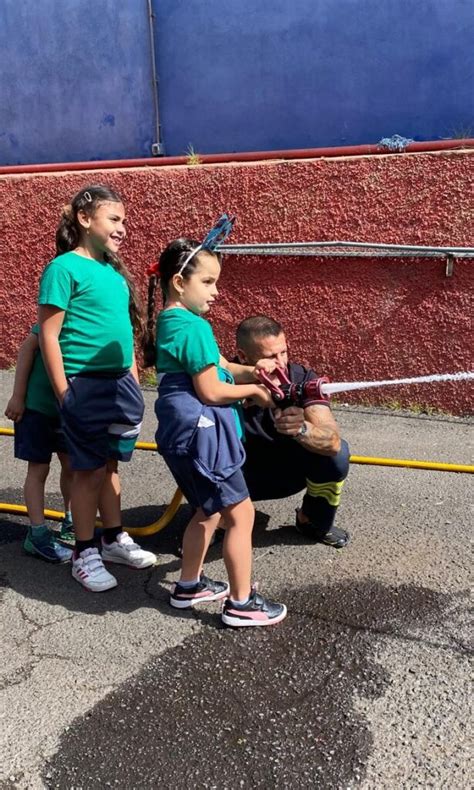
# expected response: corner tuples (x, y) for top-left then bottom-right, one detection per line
(236, 315), (284, 353)
(142, 238), (221, 368)
(56, 184), (143, 337)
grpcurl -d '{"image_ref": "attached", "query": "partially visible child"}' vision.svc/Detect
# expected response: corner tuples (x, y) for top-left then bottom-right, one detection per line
(143, 219), (287, 627)
(38, 184), (156, 592)
(5, 329), (73, 562)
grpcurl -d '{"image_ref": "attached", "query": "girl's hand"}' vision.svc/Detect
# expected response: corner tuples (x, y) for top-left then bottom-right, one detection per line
(58, 388), (69, 405)
(5, 395), (25, 422)
(245, 384), (275, 409)
(253, 358), (278, 381)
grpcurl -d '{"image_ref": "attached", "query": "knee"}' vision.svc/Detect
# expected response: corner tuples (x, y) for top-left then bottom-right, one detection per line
(223, 498), (255, 530)
(306, 439), (350, 481)
(334, 439), (350, 479)
(75, 466), (107, 489)
(239, 498), (255, 527)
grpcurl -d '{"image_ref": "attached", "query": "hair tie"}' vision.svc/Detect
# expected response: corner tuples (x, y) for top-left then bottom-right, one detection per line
(147, 261), (160, 278)
(62, 204), (73, 219)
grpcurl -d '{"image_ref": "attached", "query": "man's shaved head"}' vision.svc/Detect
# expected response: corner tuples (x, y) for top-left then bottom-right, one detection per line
(236, 315), (284, 355)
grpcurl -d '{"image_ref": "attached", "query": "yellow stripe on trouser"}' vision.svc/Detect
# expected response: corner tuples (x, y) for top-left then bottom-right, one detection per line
(305, 479), (345, 507)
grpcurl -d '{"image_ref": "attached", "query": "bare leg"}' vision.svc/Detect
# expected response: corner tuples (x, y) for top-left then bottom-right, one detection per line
(24, 462), (49, 524)
(57, 452), (72, 514)
(98, 459), (121, 529)
(221, 497), (254, 601)
(71, 466), (106, 541)
(180, 509), (221, 581)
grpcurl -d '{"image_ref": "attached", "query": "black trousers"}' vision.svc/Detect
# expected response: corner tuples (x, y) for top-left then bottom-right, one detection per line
(243, 438), (350, 531)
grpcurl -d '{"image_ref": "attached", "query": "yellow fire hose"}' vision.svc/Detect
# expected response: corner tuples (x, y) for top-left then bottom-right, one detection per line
(0, 488), (183, 538)
(0, 426), (472, 536)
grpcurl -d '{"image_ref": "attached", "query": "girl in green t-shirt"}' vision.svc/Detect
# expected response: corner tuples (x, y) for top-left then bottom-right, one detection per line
(143, 228), (287, 627)
(38, 184), (156, 592)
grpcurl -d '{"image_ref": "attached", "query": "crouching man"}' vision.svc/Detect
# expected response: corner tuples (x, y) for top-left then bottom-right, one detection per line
(236, 315), (350, 548)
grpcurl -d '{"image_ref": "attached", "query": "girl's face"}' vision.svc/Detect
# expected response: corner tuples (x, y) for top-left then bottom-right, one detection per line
(79, 201), (127, 256)
(179, 252), (220, 315)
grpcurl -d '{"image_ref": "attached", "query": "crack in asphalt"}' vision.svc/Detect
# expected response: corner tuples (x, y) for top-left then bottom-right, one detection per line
(0, 598), (83, 691)
(307, 612), (473, 656)
(0, 661), (41, 692)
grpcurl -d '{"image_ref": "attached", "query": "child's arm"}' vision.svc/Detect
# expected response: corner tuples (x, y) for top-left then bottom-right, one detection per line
(38, 306), (68, 402)
(4, 333), (39, 422)
(131, 353), (140, 384)
(193, 365), (274, 408)
(219, 355), (277, 384)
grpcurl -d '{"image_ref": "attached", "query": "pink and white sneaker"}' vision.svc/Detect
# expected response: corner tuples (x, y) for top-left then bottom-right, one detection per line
(72, 548), (118, 592)
(222, 588), (287, 627)
(101, 531), (157, 569)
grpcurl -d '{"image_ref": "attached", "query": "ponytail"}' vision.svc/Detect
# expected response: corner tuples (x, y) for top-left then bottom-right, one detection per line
(56, 204), (79, 254)
(142, 273), (159, 368)
(106, 252), (144, 340)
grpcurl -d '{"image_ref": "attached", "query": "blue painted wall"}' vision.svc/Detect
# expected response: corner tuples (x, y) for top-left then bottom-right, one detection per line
(0, 0), (155, 165)
(155, 0), (474, 154)
(1, 0), (473, 164)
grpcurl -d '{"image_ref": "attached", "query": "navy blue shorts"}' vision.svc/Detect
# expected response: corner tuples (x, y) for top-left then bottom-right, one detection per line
(60, 371), (145, 471)
(14, 408), (68, 464)
(162, 454), (249, 517)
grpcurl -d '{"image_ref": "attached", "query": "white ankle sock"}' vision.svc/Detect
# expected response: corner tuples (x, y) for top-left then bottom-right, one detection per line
(230, 595), (251, 607)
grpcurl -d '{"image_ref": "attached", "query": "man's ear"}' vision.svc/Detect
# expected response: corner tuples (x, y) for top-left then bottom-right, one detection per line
(236, 347), (249, 364)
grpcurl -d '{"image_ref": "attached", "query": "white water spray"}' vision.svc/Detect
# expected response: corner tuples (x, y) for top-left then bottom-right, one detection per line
(321, 371), (474, 397)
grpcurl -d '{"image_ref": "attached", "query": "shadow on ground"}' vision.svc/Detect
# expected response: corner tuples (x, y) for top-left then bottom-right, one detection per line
(0, 499), (319, 620)
(42, 580), (462, 789)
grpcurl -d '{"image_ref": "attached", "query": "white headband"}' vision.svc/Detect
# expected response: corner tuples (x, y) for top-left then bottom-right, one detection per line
(176, 244), (202, 277)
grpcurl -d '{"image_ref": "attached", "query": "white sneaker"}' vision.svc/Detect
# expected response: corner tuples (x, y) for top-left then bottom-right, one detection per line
(72, 547), (118, 592)
(101, 531), (157, 569)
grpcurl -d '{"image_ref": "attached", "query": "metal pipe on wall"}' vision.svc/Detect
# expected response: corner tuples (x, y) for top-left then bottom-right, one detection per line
(147, 0), (164, 155)
(1, 139), (472, 176)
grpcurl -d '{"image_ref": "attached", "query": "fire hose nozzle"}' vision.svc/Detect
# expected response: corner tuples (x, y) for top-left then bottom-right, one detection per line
(302, 376), (331, 406)
(257, 369), (331, 408)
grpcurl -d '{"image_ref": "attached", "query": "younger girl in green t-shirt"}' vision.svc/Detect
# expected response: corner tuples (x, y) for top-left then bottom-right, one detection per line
(144, 221), (287, 627)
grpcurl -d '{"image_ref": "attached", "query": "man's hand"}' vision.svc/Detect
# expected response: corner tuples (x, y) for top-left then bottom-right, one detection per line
(5, 395), (25, 422)
(274, 406), (305, 437)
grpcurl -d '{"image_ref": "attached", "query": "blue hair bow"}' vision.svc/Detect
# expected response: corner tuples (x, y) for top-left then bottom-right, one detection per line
(177, 213), (236, 275)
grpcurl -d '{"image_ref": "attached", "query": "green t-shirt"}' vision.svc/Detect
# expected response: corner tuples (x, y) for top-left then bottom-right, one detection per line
(38, 251), (133, 375)
(156, 308), (244, 439)
(25, 325), (57, 418)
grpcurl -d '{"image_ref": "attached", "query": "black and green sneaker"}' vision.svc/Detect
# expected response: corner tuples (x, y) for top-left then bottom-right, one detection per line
(57, 519), (75, 547)
(24, 526), (72, 563)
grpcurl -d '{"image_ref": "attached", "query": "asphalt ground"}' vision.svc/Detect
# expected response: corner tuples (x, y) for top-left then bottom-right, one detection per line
(0, 371), (472, 789)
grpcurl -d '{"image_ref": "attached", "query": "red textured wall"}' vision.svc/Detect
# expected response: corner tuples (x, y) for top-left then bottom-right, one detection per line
(1, 151), (473, 414)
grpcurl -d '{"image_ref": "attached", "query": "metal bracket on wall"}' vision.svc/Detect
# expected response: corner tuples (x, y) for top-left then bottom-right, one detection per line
(445, 254), (454, 277)
(219, 241), (474, 277)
